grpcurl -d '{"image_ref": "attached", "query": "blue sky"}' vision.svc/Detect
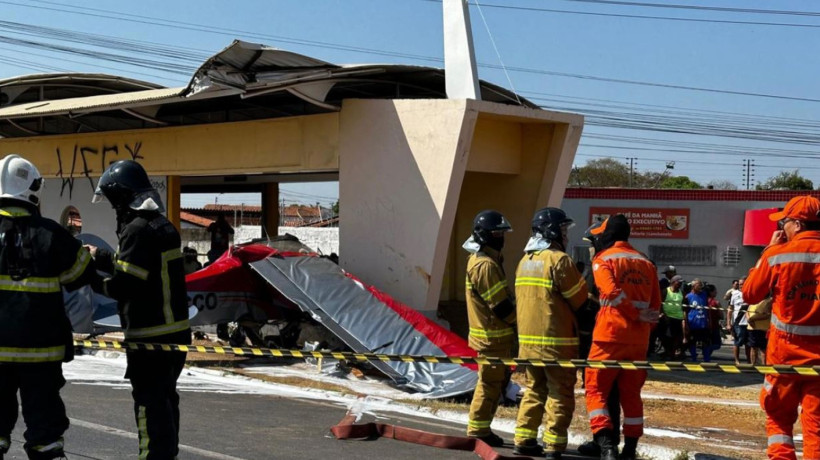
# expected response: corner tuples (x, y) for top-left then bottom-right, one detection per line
(2, 0), (819, 205)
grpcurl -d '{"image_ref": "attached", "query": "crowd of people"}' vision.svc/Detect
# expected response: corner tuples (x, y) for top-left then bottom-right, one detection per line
(463, 194), (820, 460)
(652, 268), (771, 365)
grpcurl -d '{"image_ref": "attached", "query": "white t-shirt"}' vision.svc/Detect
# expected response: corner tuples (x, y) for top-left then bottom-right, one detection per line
(730, 290), (748, 326)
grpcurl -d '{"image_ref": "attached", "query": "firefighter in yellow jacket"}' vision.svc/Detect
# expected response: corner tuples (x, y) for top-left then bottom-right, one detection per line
(513, 207), (589, 459)
(464, 210), (516, 446)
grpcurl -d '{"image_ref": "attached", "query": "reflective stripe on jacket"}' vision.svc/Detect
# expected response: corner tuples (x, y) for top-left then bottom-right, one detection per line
(465, 248), (514, 353)
(591, 242), (661, 346)
(744, 231), (820, 365)
(515, 248), (588, 359)
(0, 204), (97, 363)
(104, 212), (191, 344)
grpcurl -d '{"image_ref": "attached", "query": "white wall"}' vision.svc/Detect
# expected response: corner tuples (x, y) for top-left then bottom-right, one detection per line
(40, 176), (166, 247)
(231, 225), (339, 255)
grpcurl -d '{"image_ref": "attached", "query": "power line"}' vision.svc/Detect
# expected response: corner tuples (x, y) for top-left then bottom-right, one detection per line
(523, 90), (820, 127)
(0, 1), (817, 185)
(557, 0), (820, 17)
(0, 47), (180, 82)
(576, 152), (820, 171)
(3, 2), (820, 104)
(418, 0), (820, 29)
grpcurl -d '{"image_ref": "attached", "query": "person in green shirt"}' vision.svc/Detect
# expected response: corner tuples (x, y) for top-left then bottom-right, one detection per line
(661, 275), (685, 360)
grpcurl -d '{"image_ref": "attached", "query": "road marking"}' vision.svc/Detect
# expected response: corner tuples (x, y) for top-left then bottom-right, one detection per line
(69, 418), (247, 460)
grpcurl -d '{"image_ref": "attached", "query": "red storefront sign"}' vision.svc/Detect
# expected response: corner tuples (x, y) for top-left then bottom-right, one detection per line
(743, 208), (779, 246)
(589, 207), (690, 239)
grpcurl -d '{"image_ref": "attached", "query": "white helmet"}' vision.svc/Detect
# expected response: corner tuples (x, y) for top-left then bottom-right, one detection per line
(0, 154), (43, 206)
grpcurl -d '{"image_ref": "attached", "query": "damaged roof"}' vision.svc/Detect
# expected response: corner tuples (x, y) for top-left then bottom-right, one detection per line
(0, 40), (536, 137)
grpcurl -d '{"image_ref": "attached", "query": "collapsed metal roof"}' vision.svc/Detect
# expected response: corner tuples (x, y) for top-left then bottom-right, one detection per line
(0, 40), (536, 138)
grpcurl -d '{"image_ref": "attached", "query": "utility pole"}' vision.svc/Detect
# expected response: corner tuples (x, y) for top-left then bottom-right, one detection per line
(626, 157), (637, 187)
(742, 159), (756, 190)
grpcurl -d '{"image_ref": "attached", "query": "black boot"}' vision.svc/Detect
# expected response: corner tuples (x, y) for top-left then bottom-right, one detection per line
(577, 439), (601, 457)
(513, 438), (544, 456)
(619, 437), (638, 460)
(594, 429), (618, 460)
(24, 447), (66, 460)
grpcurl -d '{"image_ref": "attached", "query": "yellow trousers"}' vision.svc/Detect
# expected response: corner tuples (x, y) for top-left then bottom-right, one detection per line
(514, 366), (577, 452)
(467, 350), (512, 436)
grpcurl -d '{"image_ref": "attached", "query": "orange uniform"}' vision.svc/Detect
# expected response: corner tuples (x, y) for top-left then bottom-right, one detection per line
(744, 230), (820, 460)
(585, 241), (661, 439)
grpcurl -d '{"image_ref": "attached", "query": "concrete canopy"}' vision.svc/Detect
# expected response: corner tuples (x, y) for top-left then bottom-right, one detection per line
(0, 40), (583, 319)
(0, 40), (535, 138)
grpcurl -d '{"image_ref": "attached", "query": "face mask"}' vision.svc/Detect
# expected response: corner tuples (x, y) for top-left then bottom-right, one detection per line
(485, 234), (505, 252)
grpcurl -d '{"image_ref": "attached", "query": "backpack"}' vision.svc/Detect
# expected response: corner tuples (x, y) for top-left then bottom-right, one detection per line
(687, 306), (709, 331)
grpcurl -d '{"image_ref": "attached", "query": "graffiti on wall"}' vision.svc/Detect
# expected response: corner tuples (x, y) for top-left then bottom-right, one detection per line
(54, 142), (144, 198)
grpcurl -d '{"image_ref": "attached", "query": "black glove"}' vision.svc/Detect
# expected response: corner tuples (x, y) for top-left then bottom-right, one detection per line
(575, 299), (600, 335)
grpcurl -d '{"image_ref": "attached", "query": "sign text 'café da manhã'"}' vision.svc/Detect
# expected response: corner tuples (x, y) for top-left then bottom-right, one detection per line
(589, 207), (690, 239)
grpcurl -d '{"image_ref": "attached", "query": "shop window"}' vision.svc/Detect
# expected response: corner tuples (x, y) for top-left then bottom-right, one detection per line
(648, 245), (716, 266)
(722, 246), (741, 267)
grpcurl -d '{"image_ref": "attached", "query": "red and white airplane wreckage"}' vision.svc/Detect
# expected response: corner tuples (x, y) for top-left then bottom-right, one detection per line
(66, 235), (479, 398)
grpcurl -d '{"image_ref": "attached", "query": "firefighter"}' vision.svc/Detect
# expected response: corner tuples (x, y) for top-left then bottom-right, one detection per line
(88, 160), (191, 460)
(576, 220), (621, 458)
(512, 208), (589, 459)
(463, 209), (515, 446)
(0, 155), (97, 460)
(743, 195), (820, 460)
(585, 215), (660, 460)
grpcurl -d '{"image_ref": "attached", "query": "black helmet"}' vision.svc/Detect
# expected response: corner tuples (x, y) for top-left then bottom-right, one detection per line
(583, 220), (603, 243)
(472, 210), (512, 246)
(587, 214), (630, 253)
(92, 160), (164, 212)
(531, 207), (574, 242)
(584, 220), (604, 253)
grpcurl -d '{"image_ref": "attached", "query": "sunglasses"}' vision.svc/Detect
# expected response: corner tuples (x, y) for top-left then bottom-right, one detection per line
(778, 218), (794, 230)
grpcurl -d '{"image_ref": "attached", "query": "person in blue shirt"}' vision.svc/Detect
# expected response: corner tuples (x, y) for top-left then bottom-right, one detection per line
(683, 279), (712, 361)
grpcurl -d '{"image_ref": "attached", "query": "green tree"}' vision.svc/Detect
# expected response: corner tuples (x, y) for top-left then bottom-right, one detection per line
(331, 200), (339, 216)
(569, 158), (631, 187)
(660, 176), (703, 189)
(706, 179), (738, 190)
(756, 170), (814, 190)
(635, 171), (668, 188)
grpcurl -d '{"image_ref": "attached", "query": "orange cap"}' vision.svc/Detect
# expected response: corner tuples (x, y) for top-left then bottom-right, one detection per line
(590, 217), (607, 235)
(769, 195), (820, 222)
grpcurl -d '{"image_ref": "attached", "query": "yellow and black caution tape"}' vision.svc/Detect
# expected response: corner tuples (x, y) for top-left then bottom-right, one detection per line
(74, 339), (820, 376)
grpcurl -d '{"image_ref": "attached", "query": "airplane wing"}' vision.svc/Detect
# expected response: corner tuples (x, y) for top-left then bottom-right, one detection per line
(249, 255), (478, 398)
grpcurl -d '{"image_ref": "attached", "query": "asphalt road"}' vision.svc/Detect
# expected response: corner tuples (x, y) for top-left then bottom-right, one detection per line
(1, 341), (763, 460)
(6, 371), (549, 460)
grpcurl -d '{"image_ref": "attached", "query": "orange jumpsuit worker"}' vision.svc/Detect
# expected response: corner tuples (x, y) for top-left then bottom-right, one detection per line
(463, 210), (516, 447)
(743, 195), (820, 460)
(585, 215), (661, 460)
(513, 207), (588, 459)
